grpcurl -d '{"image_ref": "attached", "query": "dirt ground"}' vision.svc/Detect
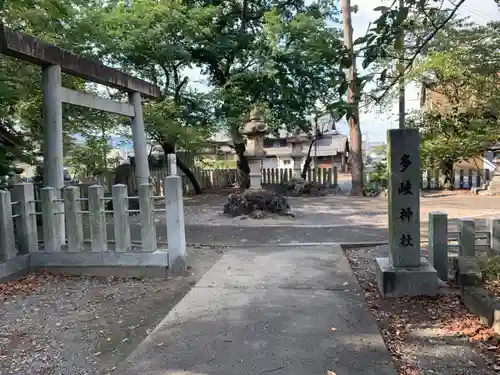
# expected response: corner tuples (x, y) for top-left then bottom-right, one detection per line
(0, 246), (224, 375)
(180, 190), (500, 228)
(344, 245), (500, 375)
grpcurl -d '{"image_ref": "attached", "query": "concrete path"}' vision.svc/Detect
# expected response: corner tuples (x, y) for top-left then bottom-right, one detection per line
(114, 245), (397, 375)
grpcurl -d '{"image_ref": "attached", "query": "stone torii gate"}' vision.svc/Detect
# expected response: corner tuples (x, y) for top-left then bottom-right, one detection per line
(0, 25), (161, 240)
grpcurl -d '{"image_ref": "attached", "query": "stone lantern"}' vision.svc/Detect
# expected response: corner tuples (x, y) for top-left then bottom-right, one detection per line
(287, 132), (309, 180)
(241, 108), (269, 190)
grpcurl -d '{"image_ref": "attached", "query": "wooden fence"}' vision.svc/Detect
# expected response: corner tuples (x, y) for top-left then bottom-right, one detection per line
(62, 166), (339, 197)
(148, 168), (240, 195)
(261, 167), (338, 185)
(420, 168), (491, 190)
(12, 166), (489, 201)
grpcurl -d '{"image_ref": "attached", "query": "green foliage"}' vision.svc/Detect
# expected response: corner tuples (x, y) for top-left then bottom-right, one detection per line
(408, 20), (500, 170)
(0, 0), (118, 174)
(365, 159), (388, 195)
(357, 0), (468, 107)
(183, 0), (348, 134)
(3, 0), (485, 184)
(478, 256), (500, 281)
(67, 136), (120, 177)
(413, 109), (500, 170)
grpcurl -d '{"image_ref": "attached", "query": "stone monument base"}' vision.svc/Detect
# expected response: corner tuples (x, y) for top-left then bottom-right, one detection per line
(375, 257), (437, 298)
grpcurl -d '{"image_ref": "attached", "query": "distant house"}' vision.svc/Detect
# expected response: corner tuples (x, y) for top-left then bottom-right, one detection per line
(207, 127), (349, 172)
(263, 130), (348, 171)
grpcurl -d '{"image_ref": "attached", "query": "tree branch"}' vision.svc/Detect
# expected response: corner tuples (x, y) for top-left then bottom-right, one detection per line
(374, 0), (466, 103)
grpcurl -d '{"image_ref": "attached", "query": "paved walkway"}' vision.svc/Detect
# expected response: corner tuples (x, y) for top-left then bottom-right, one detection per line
(114, 245), (397, 375)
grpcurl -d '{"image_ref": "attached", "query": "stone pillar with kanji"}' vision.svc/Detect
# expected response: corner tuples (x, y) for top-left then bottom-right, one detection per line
(241, 108), (269, 190)
(375, 129), (437, 298)
(287, 133), (308, 180)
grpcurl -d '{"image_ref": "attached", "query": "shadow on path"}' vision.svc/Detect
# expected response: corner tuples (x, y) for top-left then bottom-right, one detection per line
(113, 245), (397, 375)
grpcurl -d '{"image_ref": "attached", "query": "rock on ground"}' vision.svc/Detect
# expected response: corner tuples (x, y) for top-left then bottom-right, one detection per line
(223, 189), (292, 218)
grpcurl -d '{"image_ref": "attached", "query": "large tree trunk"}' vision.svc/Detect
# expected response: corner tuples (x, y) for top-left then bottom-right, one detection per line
(176, 158), (202, 194)
(234, 142), (250, 189)
(341, 0), (363, 195)
(301, 138), (316, 179)
(440, 159), (454, 190)
(161, 142), (202, 194)
(349, 120), (364, 195)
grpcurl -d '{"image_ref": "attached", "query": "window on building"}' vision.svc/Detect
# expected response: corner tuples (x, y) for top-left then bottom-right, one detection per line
(283, 159), (291, 165)
(264, 138), (274, 147)
(278, 139), (288, 147)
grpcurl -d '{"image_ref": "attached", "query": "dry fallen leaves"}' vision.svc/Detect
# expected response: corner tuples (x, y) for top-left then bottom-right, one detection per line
(0, 272), (68, 301)
(344, 247), (500, 375)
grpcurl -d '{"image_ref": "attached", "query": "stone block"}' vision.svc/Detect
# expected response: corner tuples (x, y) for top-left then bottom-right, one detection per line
(0, 254), (31, 281)
(139, 183), (157, 252)
(458, 219), (475, 256)
(164, 176), (187, 276)
(454, 256), (482, 286)
(112, 184), (131, 252)
(428, 212), (448, 281)
(375, 257), (437, 298)
(11, 183), (38, 255)
(489, 218), (500, 254)
(30, 251), (169, 278)
(462, 287), (500, 333)
(64, 186), (84, 253)
(88, 185), (107, 252)
(0, 190), (16, 261)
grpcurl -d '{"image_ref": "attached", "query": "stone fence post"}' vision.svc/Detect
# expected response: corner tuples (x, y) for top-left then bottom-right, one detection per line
(489, 218), (500, 254)
(88, 185), (107, 252)
(428, 212), (448, 281)
(0, 189), (16, 261)
(64, 186), (84, 253)
(167, 153), (177, 176)
(458, 218), (475, 256)
(112, 184), (131, 252)
(139, 183), (157, 252)
(40, 187), (61, 252)
(11, 183), (38, 255)
(164, 154), (186, 275)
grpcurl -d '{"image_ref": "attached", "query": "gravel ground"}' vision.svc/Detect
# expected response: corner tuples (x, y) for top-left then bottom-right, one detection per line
(0, 246), (224, 375)
(344, 245), (500, 375)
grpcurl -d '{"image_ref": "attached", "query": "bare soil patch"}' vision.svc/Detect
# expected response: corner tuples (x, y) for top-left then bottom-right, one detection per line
(344, 245), (500, 375)
(0, 246), (224, 375)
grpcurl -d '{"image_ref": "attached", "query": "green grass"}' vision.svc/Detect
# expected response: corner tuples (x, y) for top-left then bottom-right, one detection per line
(477, 256), (500, 281)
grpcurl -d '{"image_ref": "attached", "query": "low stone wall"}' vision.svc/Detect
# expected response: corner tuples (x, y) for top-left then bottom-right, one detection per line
(454, 256), (500, 334)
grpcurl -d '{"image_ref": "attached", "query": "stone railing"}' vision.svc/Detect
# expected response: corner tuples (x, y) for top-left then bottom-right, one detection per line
(427, 212), (500, 281)
(0, 159), (187, 280)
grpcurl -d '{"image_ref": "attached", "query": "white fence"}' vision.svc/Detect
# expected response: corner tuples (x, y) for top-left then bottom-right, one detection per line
(0, 173), (187, 280)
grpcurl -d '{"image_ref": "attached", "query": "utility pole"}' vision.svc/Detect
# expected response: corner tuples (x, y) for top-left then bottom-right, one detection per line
(397, 0), (406, 129)
(341, 0), (363, 196)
